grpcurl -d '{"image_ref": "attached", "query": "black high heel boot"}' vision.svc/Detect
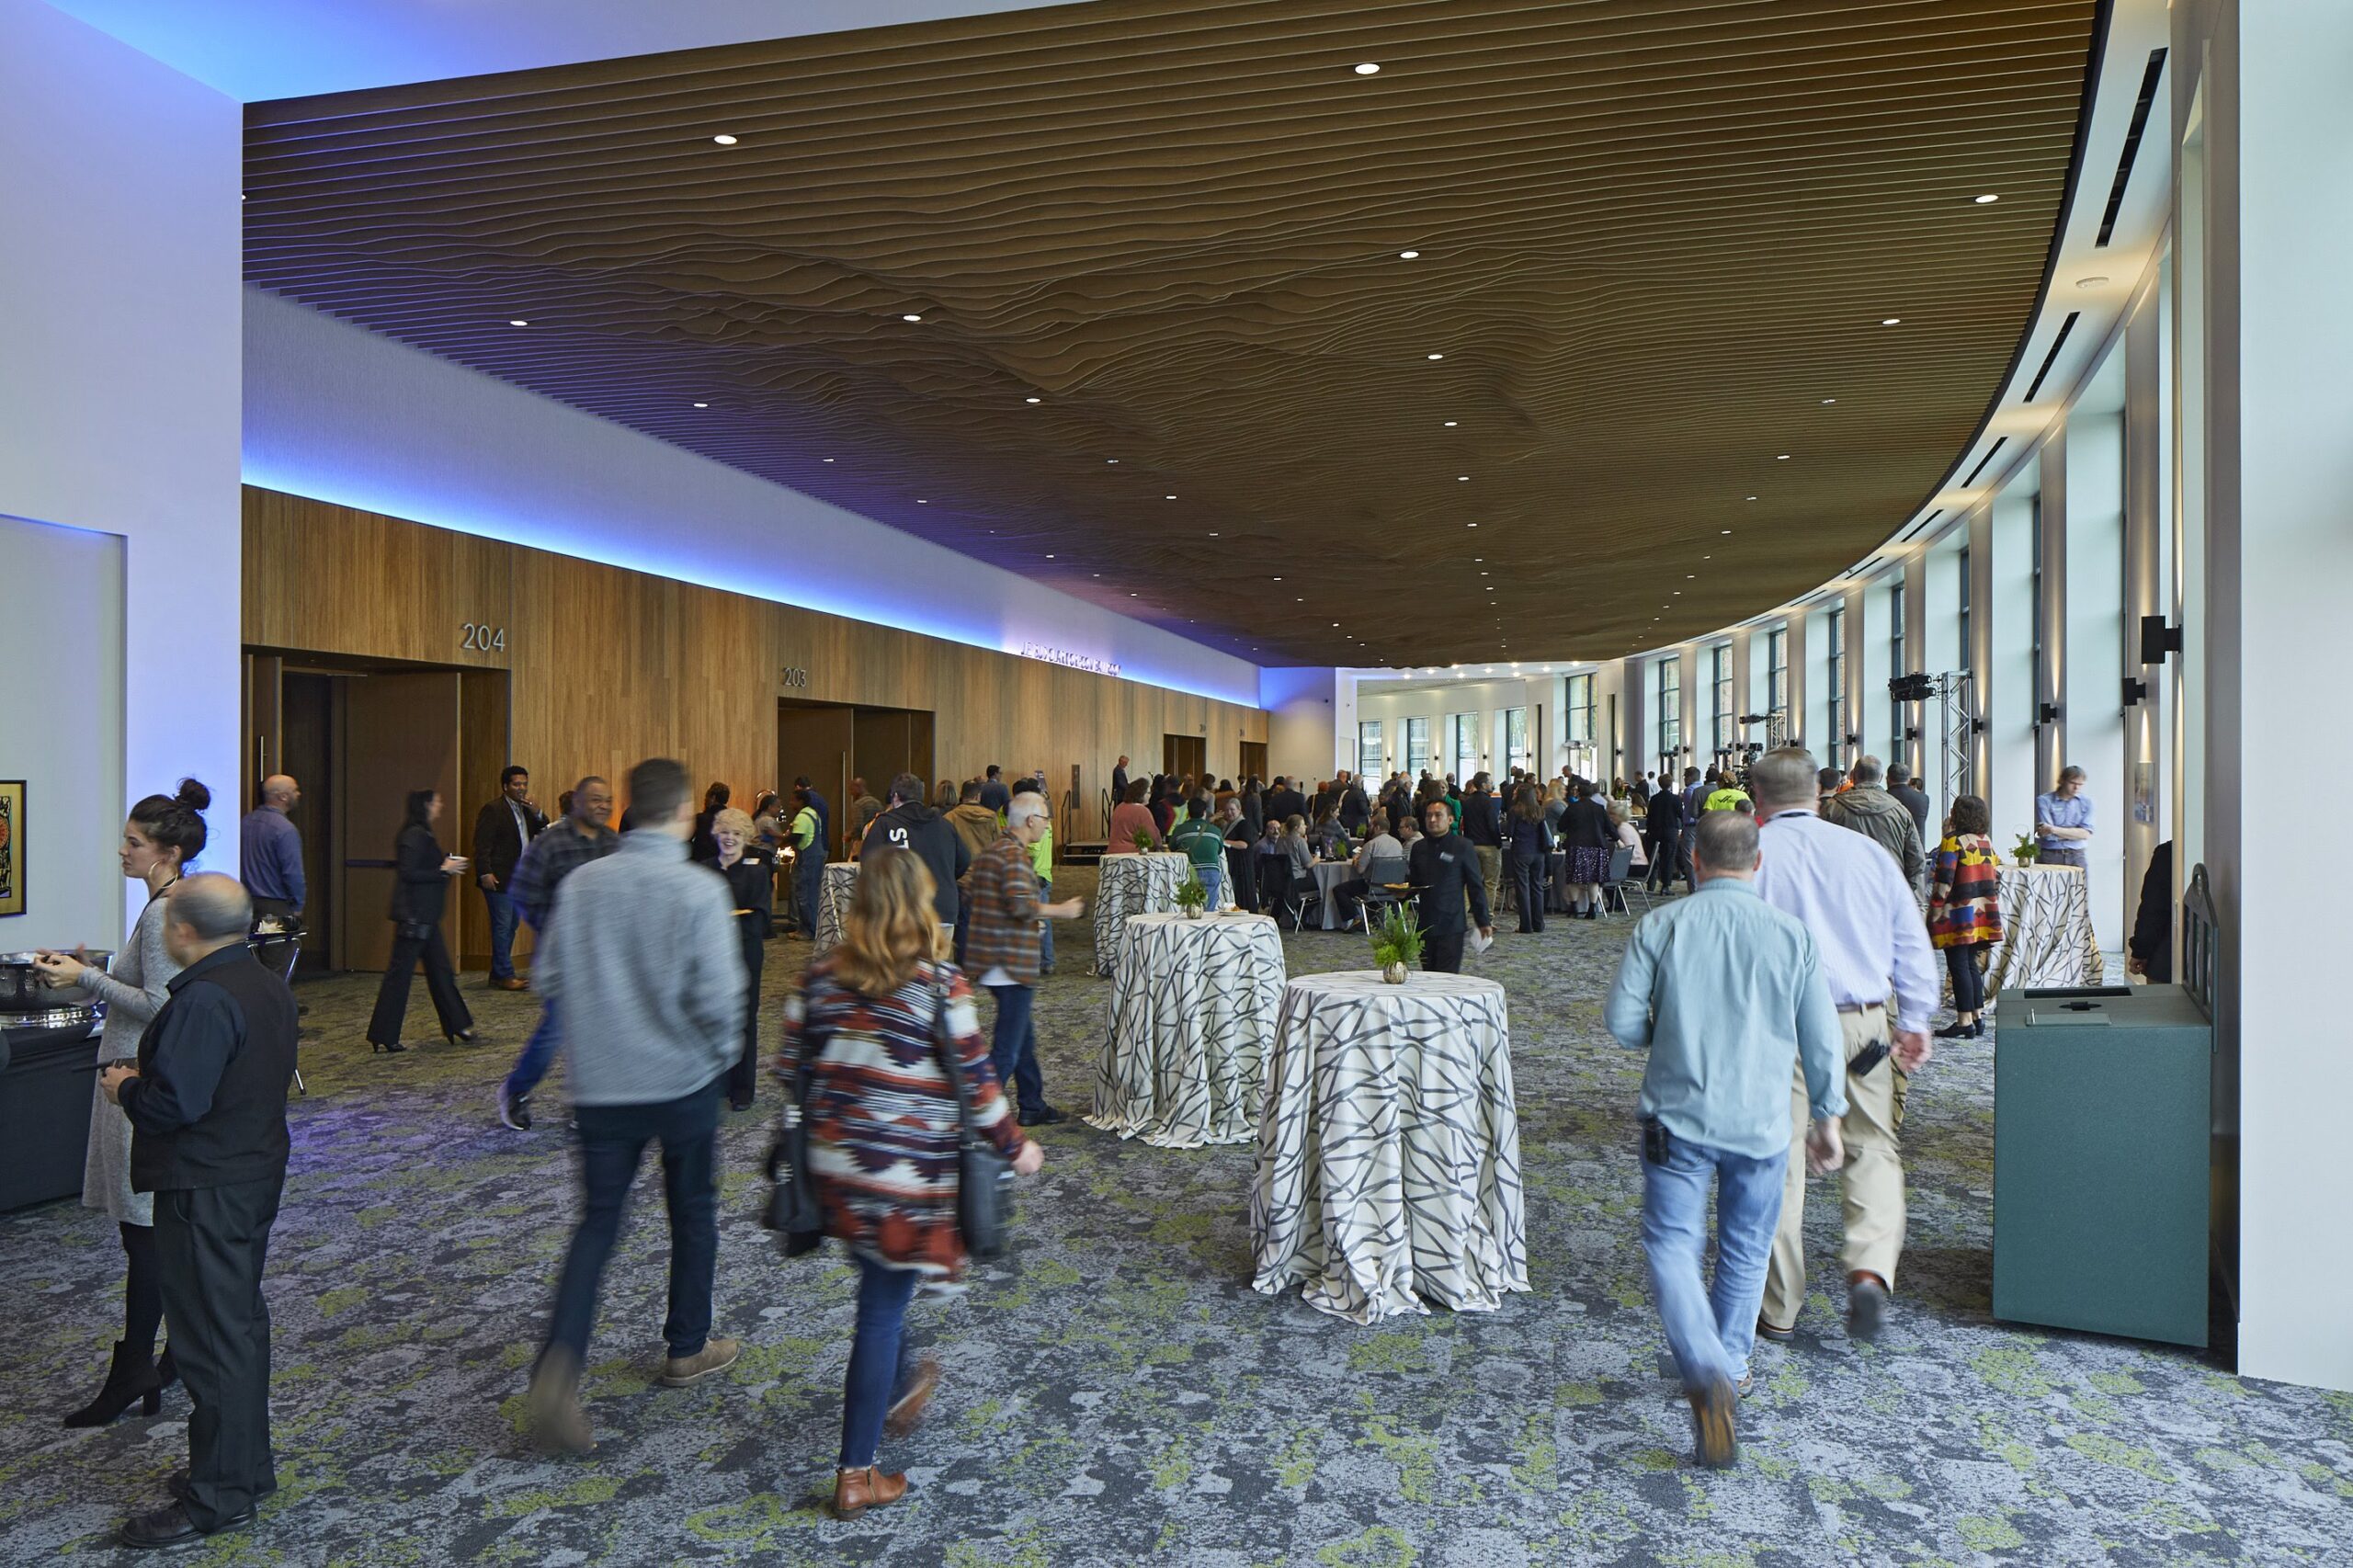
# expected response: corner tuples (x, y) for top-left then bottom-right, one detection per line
(62, 1341), (164, 1427)
(371, 1039), (406, 1053)
(155, 1344), (178, 1399)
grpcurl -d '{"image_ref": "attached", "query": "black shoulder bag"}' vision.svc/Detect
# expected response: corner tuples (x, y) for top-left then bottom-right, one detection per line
(760, 1036), (826, 1256)
(930, 979), (1017, 1261)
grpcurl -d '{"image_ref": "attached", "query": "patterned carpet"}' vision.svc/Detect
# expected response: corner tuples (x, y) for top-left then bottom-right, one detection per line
(4, 866), (2349, 1566)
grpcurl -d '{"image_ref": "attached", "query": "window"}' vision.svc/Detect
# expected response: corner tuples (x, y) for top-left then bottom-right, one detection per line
(1654, 658), (1681, 770)
(1505, 708), (1529, 776)
(1888, 579), (1908, 757)
(1566, 673), (1597, 744)
(1357, 720), (1383, 780)
(1767, 626), (1789, 720)
(1824, 605), (1847, 767)
(1957, 546), (1972, 676)
(1450, 712), (1479, 784)
(2029, 497), (2045, 725)
(1404, 716), (1430, 777)
(1709, 643), (1733, 756)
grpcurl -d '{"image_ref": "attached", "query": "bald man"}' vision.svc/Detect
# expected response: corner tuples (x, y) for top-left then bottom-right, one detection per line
(101, 875), (298, 1547)
(239, 776), (304, 919)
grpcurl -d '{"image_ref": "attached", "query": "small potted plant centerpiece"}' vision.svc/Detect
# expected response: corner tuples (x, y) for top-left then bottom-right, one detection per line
(1133, 827), (1157, 854)
(2011, 831), (2040, 867)
(1370, 903), (1423, 983)
(1176, 870), (1208, 919)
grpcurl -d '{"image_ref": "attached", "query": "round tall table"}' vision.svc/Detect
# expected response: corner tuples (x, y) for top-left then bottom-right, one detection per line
(1987, 862), (2105, 994)
(1091, 852), (1191, 976)
(1250, 971), (1528, 1323)
(1088, 913), (1286, 1148)
(1310, 861), (1356, 929)
(813, 862), (859, 954)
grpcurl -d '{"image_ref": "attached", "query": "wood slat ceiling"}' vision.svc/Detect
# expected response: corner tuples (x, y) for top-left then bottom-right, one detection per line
(244, 0), (2101, 668)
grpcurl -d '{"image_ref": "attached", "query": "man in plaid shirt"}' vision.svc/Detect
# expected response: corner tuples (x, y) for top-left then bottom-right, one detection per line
(964, 792), (1085, 1125)
(498, 778), (618, 1131)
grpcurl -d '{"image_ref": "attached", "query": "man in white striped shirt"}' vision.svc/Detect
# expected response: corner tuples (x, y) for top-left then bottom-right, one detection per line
(1747, 747), (1939, 1346)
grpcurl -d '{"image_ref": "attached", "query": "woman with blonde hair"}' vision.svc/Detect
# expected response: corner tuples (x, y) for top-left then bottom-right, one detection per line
(780, 847), (1042, 1520)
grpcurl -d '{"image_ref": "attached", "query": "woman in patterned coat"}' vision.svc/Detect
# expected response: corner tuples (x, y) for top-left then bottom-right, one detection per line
(780, 847), (1042, 1521)
(1927, 793), (2003, 1040)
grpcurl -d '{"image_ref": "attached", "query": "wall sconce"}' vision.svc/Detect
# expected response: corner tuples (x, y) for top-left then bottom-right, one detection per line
(2121, 676), (2149, 710)
(2139, 614), (2184, 665)
(2035, 701), (2062, 727)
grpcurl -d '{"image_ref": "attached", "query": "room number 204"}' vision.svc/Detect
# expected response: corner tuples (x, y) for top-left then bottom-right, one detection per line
(460, 622), (506, 652)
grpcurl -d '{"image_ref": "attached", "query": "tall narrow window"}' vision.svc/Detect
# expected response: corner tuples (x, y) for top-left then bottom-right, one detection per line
(1357, 720), (1383, 780)
(1888, 579), (1908, 758)
(1505, 708), (1529, 776)
(1958, 545), (1972, 674)
(1710, 644), (1733, 756)
(1566, 674), (1597, 744)
(2029, 497), (2044, 724)
(1825, 606), (1847, 767)
(1404, 716), (1430, 777)
(1655, 658), (1681, 771)
(1767, 627), (1789, 720)
(1451, 713), (1479, 784)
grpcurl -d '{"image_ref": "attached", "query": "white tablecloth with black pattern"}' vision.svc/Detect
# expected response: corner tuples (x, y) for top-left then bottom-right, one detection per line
(1091, 852), (1191, 976)
(813, 862), (858, 954)
(1250, 971), (1529, 1323)
(1987, 862), (2105, 995)
(1088, 912), (1285, 1149)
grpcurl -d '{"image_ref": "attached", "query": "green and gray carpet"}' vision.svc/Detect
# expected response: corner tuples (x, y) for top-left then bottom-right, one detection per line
(4, 868), (2349, 1565)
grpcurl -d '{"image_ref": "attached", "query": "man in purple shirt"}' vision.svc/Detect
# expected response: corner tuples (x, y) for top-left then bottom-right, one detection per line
(238, 776), (305, 918)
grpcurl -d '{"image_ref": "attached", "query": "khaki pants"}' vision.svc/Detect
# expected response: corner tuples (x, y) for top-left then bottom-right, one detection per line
(1760, 1003), (1908, 1329)
(1473, 845), (1502, 912)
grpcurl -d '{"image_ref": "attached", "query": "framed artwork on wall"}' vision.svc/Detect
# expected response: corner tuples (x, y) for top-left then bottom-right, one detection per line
(0, 779), (22, 917)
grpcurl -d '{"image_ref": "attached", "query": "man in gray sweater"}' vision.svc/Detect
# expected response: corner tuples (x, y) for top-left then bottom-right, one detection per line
(526, 756), (747, 1455)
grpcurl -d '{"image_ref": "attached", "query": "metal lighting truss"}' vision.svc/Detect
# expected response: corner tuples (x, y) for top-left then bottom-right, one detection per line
(1938, 671), (1974, 811)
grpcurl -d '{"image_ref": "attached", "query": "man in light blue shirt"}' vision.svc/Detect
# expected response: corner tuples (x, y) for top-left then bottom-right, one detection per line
(2035, 765), (2095, 869)
(1607, 811), (1847, 1469)
(1748, 747), (1939, 1346)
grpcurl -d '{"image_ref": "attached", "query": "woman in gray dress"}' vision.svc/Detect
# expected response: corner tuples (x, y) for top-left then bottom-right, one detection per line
(31, 778), (210, 1426)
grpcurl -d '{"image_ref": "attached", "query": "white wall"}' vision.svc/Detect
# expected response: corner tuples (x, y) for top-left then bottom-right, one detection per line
(0, 519), (125, 948)
(1985, 487), (2039, 840)
(0, 0), (242, 944)
(2063, 410), (2127, 948)
(1260, 668), (1338, 786)
(243, 290), (1260, 709)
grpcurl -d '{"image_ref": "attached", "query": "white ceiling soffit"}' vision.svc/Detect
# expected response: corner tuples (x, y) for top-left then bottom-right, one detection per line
(43, 0), (1095, 101)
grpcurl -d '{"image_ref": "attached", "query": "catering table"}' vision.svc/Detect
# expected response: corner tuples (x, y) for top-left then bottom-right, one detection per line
(1091, 852), (1192, 976)
(1250, 971), (1528, 1323)
(1310, 861), (1356, 929)
(813, 862), (859, 954)
(1088, 912), (1285, 1148)
(1986, 862), (2105, 994)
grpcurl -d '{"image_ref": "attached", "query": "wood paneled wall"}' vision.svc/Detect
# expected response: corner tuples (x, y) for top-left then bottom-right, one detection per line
(243, 488), (1265, 839)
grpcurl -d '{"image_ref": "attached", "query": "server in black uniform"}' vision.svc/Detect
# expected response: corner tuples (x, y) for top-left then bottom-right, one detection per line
(1406, 800), (1494, 973)
(99, 874), (298, 1549)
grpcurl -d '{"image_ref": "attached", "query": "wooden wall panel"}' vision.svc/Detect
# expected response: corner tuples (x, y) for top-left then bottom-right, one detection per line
(244, 488), (1265, 843)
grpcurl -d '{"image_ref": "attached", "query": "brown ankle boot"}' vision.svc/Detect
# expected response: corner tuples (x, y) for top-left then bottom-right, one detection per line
(831, 1465), (908, 1520)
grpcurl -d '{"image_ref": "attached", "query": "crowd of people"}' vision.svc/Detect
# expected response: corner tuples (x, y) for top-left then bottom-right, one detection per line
(32, 733), (2134, 1542)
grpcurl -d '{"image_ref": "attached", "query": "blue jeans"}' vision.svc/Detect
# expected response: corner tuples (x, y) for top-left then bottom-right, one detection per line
(839, 1257), (922, 1469)
(796, 853), (826, 936)
(985, 982), (1045, 1118)
(505, 994), (562, 1100)
(543, 1079), (722, 1364)
(1197, 861), (1222, 909)
(1037, 875), (1055, 973)
(1641, 1130), (1785, 1389)
(481, 884), (519, 980)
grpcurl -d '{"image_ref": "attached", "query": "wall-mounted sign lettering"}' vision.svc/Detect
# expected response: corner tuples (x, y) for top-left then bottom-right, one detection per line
(780, 666), (810, 688)
(1017, 643), (1120, 678)
(460, 622), (506, 652)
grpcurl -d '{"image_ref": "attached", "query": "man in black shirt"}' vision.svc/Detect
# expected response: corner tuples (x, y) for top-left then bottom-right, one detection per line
(1460, 774), (1505, 915)
(1337, 771), (1371, 833)
(1110, 755), (1131, 805)
(101, 875), (297, 1549)
(471, 764), (547, 992)
(1645, 782), (1685, 892)
(1408, 800), (1494, 973)
(862, 771), (972, 926)
(1265, 776), (1307, 827)
(977, 765), (1011, 813)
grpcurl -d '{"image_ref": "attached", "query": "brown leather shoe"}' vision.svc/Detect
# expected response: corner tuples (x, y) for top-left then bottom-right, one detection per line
(527, 1348), (595, 1456)
(658, 1336), (740, 1387)
(883, 1356), (940, 1438)
(490, 976), (529, 992)
(1688, 1376), (1738, 1470)
(831, 1465), (908, 1520)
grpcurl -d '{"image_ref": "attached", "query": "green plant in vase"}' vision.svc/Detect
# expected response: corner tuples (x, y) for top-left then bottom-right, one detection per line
(2011, 832), (2040, 866)
(1175, 870), (1208, 918)
(1132, 827), (1157, 853)
(1370, 903), (1424, 983)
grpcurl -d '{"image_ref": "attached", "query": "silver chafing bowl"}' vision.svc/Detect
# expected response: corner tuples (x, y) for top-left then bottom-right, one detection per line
(0, 949), (112, 1013)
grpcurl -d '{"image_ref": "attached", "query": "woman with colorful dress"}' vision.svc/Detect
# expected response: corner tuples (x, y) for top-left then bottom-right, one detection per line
(1927, 793), (2004, 1039)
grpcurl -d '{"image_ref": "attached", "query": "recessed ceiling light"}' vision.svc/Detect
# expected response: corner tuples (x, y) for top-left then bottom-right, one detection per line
(823, 458), (834, 462)
(1045, 553), (1055, 559)
(1820, 398), (1836, 405)
(1722, 529), (1733, 535)
(508, 318), (529, 327)
(1467, 522), (1478, 528)
(1108, 459), (1120, 464)
(1272, 576), (1283, 581)
(1458, 475), (1471, 482)
(1332, 622), (1341, 628)
(1881, 318), (1902, 326)
(1131, 593), (1139, 597)
(1025, 396), (1041, 404)
(1165, 494), (1176, 500)
(712, 134), (739, 146)
(915, 499), (926, 504)
(1354, 62), (1381, 75)
(1973, 193), (1999, 204)
(1745, 495), (1758, 501)
(902, 313), (923, 323)
(1777, 454), (1790, 460)
(1208, 530), (1220, 537)
(692, 402), (709, 408)
(1442, 420), (1458, 427)
(2075, 276), (2109, 289)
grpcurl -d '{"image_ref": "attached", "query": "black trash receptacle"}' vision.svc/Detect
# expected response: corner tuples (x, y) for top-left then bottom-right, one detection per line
(0, 1021), (102, 1211)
